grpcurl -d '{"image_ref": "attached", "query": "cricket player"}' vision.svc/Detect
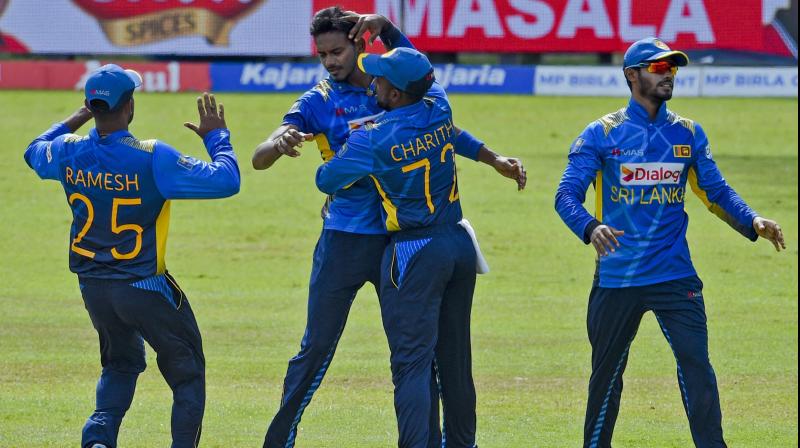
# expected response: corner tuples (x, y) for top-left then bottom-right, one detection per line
(24, 64), (240, 448)
(252, 8), (525, 448)
(554, 37), (786, 448)
(316, 47), (484, 448)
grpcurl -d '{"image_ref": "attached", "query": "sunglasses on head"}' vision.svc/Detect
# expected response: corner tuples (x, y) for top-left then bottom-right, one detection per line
(637, 60), (678, 75)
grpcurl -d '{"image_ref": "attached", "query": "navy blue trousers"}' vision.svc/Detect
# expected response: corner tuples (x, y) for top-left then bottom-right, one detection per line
(79, 272), (205, 448)
(584, 275), (726, 448)
(264, 229), (389, 448)
(380, 224), (477, 448)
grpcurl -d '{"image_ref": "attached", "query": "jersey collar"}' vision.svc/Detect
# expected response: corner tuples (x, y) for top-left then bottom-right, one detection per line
(89, 127), (133, 143)
(627, 98), (669, 125)
(332, 75), (370, 94)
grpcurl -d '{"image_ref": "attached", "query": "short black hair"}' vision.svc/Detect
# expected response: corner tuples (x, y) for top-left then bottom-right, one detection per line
(310, 6), (355, 38)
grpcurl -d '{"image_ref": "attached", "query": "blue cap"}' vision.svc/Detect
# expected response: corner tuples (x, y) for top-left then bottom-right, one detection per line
(623, 37), (689, 69)
(84, 64), (142, 111)
(357, 47), (435, 96)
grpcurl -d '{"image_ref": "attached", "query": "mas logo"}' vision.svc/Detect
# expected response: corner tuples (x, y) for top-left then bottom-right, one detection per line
(620, 162), (684, 185)
(673, 145), (691, 158)
(72, 0), (264, 47)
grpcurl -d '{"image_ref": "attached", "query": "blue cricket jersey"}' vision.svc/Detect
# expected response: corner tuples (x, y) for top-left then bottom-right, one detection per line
(25, 123), (240, 280)
(283, 27), (479, 235)
(283, 78), (387, 234)
(315, 83), (462, 231)
(555, 99), (758, 288)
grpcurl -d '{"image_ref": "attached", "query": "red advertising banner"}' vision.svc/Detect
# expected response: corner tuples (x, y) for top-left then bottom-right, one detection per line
(0, 60), (210, 91)
(313, 0), (776, 54)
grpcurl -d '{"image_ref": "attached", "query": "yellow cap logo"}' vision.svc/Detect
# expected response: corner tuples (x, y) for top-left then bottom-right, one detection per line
(653, 39), (670, 50)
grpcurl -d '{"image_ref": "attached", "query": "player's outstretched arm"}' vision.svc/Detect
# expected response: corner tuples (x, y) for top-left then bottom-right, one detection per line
(153, 92), (240, 200)
(753, 217), (786, 252)
(452, 126), (526, 190)
(252, 124), (313, 170)
(476, 145), (527, 191)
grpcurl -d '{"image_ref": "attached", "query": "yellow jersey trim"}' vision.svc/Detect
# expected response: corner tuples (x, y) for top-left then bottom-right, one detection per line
(370, 175), (400, 232)
(594, 170), (603, 221)
(315, 133), (335, 162)
(155, 200), (171, 274)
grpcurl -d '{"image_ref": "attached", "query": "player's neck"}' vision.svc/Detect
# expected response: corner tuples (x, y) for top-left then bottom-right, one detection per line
(347, 68), (372, 89)
(631, 94), (664, 121)
(94, 120), (129, 137)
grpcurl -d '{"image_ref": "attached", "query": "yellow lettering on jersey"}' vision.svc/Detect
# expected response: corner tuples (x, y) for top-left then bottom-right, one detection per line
(415, 137), (426, 153)
(126, 174), (140, 191)
(74, 169), (86, 187)
(390, 145), (403, 162)
(424, 133), (436, 150)
(88, 171), (103, 188)
(401, 141), (415, 159)
(65, 169), (141, 192)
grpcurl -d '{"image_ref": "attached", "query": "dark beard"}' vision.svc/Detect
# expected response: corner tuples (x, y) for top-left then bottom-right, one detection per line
(639, 77), (672, 103)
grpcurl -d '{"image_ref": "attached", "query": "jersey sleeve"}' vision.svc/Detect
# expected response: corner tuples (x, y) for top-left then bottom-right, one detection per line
(24, 122), (71, 180)
(315, 128), (375, 194)
(282, 91), (320, 133)
(152, 128), (241, 200)
(687, 123), (758, 241)
(555, 124), (604, 243)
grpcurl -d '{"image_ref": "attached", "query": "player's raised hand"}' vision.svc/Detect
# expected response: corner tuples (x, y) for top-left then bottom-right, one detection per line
(753, 216), (786, 252)
(342, 11), (389, 45)
(274, 128), (314, 157)
(492, 156), (527, 191)
(591, 224), (625, 257)
(184, 92), (226, 139)
(63, 105), (94, 132)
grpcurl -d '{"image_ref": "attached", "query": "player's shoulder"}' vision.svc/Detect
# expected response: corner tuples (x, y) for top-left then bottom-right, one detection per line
(665, 110), (701, 135)
(60, 133), (90, 145)
(118, 135), (159, 153)
(305, 78), (336, 103)
(53, 133), (90, 156)
(591, 107), (630, 138)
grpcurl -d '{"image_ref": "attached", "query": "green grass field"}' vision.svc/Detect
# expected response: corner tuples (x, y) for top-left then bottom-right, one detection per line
(0, 90), (796, 447)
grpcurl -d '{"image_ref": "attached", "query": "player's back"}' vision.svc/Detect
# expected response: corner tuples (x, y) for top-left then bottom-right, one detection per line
(55, 129), (170, 280)
(367, 85), (463, 231)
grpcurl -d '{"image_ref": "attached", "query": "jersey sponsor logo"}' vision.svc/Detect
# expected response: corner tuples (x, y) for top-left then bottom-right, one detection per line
(46, 144), (53, 163)
(673, 145), (692, 158)
(72, 0), (264, 47)
(347, 112), (383, 131)
(705, 145), (713, 159)
(620, 162), (683, 185)
(336, 104), (368, 116)
(610, 148), (644, 157)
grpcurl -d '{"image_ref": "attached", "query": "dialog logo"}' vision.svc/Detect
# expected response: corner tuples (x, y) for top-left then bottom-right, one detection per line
(620, 163), (684, 185)
(72, 0), (264, 47)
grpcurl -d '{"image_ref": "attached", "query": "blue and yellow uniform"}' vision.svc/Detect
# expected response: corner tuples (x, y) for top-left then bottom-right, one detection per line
(25, 65), (239, 448)
(555, 38), (757, 448)
(317, 48), (478, 448)
(265, 25), (481, 448)
(555, 99), (757, 288)
(262, 24), (411, 448)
